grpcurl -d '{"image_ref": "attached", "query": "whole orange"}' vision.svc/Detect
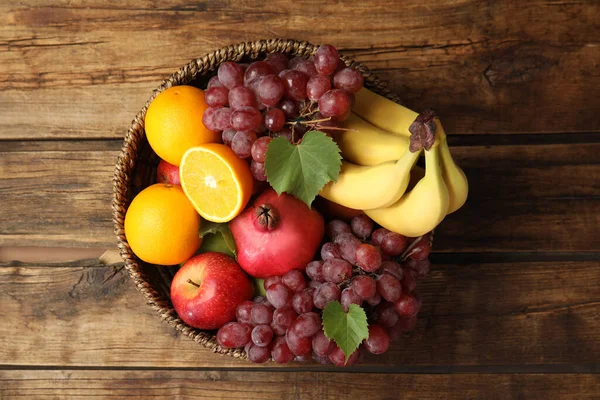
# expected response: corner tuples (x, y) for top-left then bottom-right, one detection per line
(145, 85), (220, 166)
(124, 183), (202, 265)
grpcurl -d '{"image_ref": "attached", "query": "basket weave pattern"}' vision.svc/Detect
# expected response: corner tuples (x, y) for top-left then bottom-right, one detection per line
(112, 38), (402, 359)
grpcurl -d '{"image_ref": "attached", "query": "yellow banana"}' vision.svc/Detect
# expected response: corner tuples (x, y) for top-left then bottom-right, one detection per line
(437, 126), (468, 214)
(353, 88), (417, 137)
(365, 137), (449, 237)
(335, 113), (409, 166)
(319, 146), (422, 210)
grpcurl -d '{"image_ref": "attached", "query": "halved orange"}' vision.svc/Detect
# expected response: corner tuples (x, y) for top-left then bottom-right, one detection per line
(179, 143), (254, 222)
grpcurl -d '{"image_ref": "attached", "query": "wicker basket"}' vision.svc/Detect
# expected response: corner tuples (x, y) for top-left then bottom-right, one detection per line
(112, 38), (406, 360)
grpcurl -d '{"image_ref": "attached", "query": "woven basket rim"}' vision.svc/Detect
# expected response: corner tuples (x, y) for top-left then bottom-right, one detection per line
(112, 38), (405, 361)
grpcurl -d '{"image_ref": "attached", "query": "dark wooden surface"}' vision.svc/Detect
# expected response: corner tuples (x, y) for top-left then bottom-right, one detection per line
(1, 1), (599, 398)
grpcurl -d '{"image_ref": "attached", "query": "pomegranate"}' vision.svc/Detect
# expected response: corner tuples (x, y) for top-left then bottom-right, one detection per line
(230, 188), (325, 278)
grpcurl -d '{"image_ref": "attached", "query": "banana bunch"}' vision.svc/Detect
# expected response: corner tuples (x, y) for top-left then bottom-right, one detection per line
(318, 88), (468, 237)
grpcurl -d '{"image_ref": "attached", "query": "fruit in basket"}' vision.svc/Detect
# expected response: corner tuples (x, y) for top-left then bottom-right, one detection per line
(318, 146), (422, 210)
(334, 113), (409, 166)
(156, 159), (180, 185)
(352, 87), (418, 136)
(145, 86), (220, 166)
(124, 183), (201, 265)
(170, 252), (254, 330)
(179, 143), (253, 223)
(230, 188), (325, 278)
(366, 139), (450, 237)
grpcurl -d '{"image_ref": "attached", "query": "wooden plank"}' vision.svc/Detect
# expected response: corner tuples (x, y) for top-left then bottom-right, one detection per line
(1, 141), (598, 251)
(1, 370), (599, 400)
(0, 1), (599, 139)
(1, 260), (599, 368)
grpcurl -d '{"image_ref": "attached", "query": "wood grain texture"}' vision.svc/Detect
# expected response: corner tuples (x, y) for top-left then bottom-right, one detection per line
(1, 370), (599, 400)
(1, 0), (599, 139)
(2, 260), (598, 368)
(1, 141), (598, 251)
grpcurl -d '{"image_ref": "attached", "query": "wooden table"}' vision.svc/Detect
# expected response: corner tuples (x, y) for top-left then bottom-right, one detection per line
(1, 1), (599, 398)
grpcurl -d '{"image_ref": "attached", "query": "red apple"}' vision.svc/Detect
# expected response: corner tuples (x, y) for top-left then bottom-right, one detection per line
(156, 159), (180, 185)
(170, 252), (254, 330)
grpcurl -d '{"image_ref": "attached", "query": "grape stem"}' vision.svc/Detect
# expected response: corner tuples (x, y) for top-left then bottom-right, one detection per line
(400, 235), (425, 261)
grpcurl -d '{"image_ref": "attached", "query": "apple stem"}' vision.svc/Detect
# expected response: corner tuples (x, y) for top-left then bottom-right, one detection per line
(187, 279), (200, 288)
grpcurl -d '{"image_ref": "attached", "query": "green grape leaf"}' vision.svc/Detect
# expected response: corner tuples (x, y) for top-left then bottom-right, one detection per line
(322, 301), (369, 364)
(198, 220), (236, 257)
(264, 130), (342, 207)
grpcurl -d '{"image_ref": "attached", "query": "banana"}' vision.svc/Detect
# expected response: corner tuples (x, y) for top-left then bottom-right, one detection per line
(335, 113), (409, 166)
(353, 88), (417, 137)
(364, 135), (449, 237)
(319, 146), (422, 210)
(437, 126), (468, 214)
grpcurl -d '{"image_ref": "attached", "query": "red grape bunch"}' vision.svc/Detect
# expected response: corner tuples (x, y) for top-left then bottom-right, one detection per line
(216, 213), (432, 365)
(202, 44), (364, 183)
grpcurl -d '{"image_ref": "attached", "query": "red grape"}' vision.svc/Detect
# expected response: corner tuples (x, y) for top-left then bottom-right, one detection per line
(228, 86), (257, 109)
(376, 273), (403, 302)
(264, 108), (286, 132)
(323, 258), (353, 284)
(231, 130), (257, 159)
(307, 75), (332, 101)
(222, 128), (236, 146)
(271, 335), (295, 363)
(294, 59), (318, 78)
(405, 258), (430, 278)
(266, 282), (293, 309)
(333, 67), (364, 93)
(313, 282), (341, 309)
(287, 56), (305, 70)
(375, 302), (399, 327)
(271, 126), (293, 142)
(236, 301), (254, 325)
(355, 243), (382, 273)
(279, 69), (309, 101)
(312, 330), (335, 357)
(394, 292), (422, 318)
(271, 307), (297, 335)
(363, 324), (390, 355)
(409, 239), (431, 261)
(205, 86), (229, 107)
(334, 232), (360, 264)
(218, 61), (244, 89)
(401, 269), (417, 293)
(285, 329), (312, 356)
(319, 89), (354, 121)
(341, 287), (362, 311)
(250, 160), (267, 181)
(230, 106), (262, 131)
(247, 342), (272, 363)
(251, 324), (274, 347)
(371, 228), (390, 246)
(290, 312), (321, 338)
(381, 232), (408, 256)
(329, 346), (359, 366)
(207, 75), (224, 88)
(306, 260), (325, 282)
(257, 74), (285, 106)
(251, 136), (272, 162)
(326, 220), (352, 239)
(264, 275), (282, 290)
(351, 214), (374, 240)
(244, 61), (274, 86)
(279, 99), (300, 119)
(352, 275), (376, 300)
(217, 322), (251, 348)
(282, 269), (306, 292)
(265, 52), (288, 74)
(380, 261), (404, 281)
(320, 242), (341, 261)
(251, 303), (273, 325)
(366, 291), (382, 307)
(314, 44), (339, 76)
(291, 288), (314, 314)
